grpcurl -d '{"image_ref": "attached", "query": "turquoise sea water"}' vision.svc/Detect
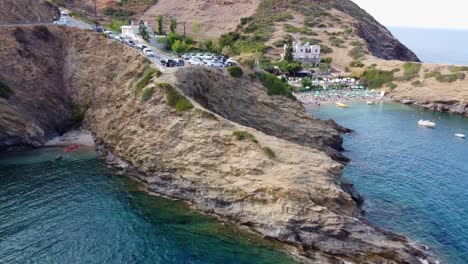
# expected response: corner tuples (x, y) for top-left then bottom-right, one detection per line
(389, 27), (468, 66)
(0, 148), (295, 264)
(308, 102), (468, 264)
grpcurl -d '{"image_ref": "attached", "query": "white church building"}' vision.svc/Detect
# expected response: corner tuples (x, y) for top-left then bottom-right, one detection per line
(121, 21), (153, 42)
(283, 41), (321, 64)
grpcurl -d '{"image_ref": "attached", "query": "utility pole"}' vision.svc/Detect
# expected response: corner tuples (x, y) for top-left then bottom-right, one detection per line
(183, 22), (186, 37)
(93, 0), (98, 29)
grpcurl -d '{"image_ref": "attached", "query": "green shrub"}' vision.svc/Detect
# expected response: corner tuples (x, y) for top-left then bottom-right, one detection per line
(348, 46), (366, 60)
(433, 72), (465, 83)
(329, 36), (345, 47)
(233, 131), (258, 143)
(387, 82), (397, 90)
(350, 41), (363, 47)
(435, 74), (458, 83)
(0, 80), (13, 99)
(283, 24), (316, 35)
(320, 44), (333, 54)
(321, 57), (333, 64)
(450, 66), (468, 73)
(411, 80), (422, 86)
(165, 86), (194, 112)
(262, 147), (276, 158)
(274, 12), (294, 22)
(360, 68), (394, 89)
(272, 39), (286, 47)
(424, 71), (441, 79)
(256, 72), (295, 99)
(228, 66), (243, 78)
(402, 62), (421, 80)
(349, 60), (365, 68)
(391, 68), (401, 73)
(141, 87), (155, 102)
(135, 67), (157, 95)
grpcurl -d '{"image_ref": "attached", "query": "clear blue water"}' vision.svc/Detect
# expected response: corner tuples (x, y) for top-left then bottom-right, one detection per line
(390, 27), (468, 66)
(0, 147), (295, 264)
(308, 102), (468, 264)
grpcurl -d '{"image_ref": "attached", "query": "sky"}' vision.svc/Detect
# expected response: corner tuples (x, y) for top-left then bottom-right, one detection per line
(351, 0), (468, 29)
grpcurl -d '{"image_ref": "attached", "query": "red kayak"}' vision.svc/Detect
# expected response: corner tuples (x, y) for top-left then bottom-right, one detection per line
(65, 144), (79, 152)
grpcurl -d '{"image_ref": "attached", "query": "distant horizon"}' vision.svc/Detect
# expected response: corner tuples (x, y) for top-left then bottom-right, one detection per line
(388, 26), (468, 32)
(352, 0), (468, 30)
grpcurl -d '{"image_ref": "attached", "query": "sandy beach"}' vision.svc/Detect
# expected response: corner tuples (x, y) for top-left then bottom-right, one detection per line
(44, 130), (95, 147)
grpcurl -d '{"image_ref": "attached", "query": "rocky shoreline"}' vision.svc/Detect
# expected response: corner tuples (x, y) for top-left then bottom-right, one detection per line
(94, 137), (437, 264)
(399, 99), (468, 117)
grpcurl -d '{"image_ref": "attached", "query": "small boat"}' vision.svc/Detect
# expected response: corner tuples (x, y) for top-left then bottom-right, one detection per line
(418, 120), (436, 128)
(455, 133), (465, 138)
(336, 102), (349, 108)
(367, 101), (374, 105)
(65, 144), (79, 152)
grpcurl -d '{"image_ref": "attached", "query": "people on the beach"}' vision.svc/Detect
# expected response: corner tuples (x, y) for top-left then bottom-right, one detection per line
(293, 89), (382, 105)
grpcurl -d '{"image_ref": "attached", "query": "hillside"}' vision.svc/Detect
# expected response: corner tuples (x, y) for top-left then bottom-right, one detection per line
(0, 25), (439, 263)
(0, 0), (57, 24)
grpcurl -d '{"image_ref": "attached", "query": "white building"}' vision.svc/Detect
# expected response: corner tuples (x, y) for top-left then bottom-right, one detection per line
(121, 21), (153, 42)
(283, 41), (321, 64)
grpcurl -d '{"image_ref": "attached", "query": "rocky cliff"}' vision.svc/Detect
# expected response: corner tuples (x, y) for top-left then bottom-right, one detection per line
(0, 0), (57, 24)
(174, 67), (348, 162)
(0, 26), (438, 263)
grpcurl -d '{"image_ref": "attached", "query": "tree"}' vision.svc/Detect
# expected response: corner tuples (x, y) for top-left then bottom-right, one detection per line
(169, 18), (177, 34)
(156, 15), (164, 35)
(284, 37), (294, 62)
(301, 77), (313, 88)
(192, 21), (202, 46)
(139, 20), (150, 41)
(222, 45), (234, 57)
(172, 40), (188, 56)
(204, 39), (214, 51)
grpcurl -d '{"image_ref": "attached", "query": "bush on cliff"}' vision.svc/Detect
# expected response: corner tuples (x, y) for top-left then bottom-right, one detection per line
(401, 62), (421, 80)
(262, 147), (276, 158)
(360, 68), (394, 89)
(164, 84), (193, 112)
(348, 46), (366, 60)
(233, 131), (258, 144)
(256, 72), (295, 99)
(228, 66), (243, 78)
(0, 80), (13, 99)
(135, 67), (157, 95)
(141, 87), (155, 102)
(435, 72), (465, 83)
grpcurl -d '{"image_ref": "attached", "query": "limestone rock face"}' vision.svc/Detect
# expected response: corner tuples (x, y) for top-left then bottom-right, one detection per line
(320, 0), (420, 62)
(0, 26), (437, 263)
(0, 0), (57, 24)
(0, 26), (70, 150)
(175, 67), (348, 162)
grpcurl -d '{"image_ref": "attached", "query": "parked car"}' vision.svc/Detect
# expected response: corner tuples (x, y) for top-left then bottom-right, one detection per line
(113, 35), (124, 43)
(206, 60), (224, 68)
(188, 58), (203, 66)
(53, 17), (68, 26)
(136, 44), (148, 51)
(125, 40), (136, 47)
(182, 54), (191, 60)
(176, 59), (185, 66)
(225, 59), (238, 67)
(143, 48), (155, 57)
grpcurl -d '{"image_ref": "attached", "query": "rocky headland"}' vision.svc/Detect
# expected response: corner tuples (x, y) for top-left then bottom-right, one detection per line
(0, 25), (439, 263)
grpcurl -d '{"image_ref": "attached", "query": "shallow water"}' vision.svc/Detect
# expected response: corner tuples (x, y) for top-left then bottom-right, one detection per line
(0, 148), (295, 264)
(308, 102), (468, 263)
